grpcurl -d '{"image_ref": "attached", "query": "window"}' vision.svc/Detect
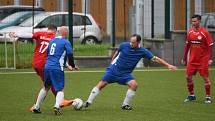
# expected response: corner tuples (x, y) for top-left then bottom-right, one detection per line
(38, 14), (63, 28)
(206, 15), (215, 30)
(73, 15), (92, 26)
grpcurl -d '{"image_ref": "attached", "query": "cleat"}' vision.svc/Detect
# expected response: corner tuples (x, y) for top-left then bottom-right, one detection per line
(53, 107), (62, 116)
(184, 95), (196, 102)
(83, 102), (91, 108)
(204, 97), (212, 104)
(29, 104), (41, 114)
(29, 104), (35, 112)
(30, 108), (42, 114)
(121, 105), (132, 110)
(60, 100), (73, 108)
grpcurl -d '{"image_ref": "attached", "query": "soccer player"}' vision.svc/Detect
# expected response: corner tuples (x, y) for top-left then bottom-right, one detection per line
(181, 14), (213, 103)
(31, 26), (78, 115)
(10, 25), (73, 110)
(84, 34), (177, 110)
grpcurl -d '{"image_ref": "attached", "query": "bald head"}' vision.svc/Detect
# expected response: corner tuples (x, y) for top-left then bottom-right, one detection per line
(58, 26), (69, 38)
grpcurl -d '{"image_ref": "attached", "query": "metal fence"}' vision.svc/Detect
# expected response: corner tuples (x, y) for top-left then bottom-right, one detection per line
(0, 33), (37, 69)
(0, 0), (215, 68)
(0, 33), (16, 69)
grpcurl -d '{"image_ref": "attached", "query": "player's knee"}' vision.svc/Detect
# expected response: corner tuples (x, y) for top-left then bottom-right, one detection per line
(203, 77), (210, 84)
(186, 76), (192, 82)
(97, 80), (108, 90)
(128, 80), (138, 90)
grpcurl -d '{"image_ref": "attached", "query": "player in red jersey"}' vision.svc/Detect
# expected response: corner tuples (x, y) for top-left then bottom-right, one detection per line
(181, 14), (213, 104)
(10, 25), (73, 111)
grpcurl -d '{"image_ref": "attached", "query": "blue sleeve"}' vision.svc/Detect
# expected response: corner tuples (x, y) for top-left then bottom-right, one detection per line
(65, 40), (73, 55)
(143, 48), (154, 60)
(118, 43), (125, 52)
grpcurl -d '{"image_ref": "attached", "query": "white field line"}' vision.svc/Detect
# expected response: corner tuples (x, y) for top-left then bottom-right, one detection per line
(0, 68), (215, 75)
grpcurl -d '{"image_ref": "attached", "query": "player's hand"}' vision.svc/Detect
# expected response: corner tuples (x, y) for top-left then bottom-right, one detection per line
(9, 32), (17, 38)
(67, 65), (79, 71)
(73, 65), (79, 71)
(208, 60), (213, 65)
(167, 64), (177, 71)
(181, 59), (186, 65)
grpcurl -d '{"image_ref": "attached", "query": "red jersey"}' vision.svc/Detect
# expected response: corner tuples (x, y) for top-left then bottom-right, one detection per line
(32, 31), (55, 68)
(186, 27), (213, 66)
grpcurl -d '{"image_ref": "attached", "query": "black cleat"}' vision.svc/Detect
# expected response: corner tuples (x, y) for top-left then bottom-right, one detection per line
(184, 95), (196, 102)
(204, 97), (212, 104)
(30, 108), (42, 114)
(121, 105), (132, 110)
(53, 107), (62, 116)
(83, 102), (91, 108)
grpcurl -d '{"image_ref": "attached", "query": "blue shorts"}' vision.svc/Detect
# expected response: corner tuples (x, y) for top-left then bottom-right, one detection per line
(101, 69), (135, 85)
(44, 69), (64, 91)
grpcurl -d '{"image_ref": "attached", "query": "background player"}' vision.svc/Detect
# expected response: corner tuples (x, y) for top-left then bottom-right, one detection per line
(84, 34), (177, 110)
(181, 14), (213, 103)
(10, 25), (73, 110)
(31, 26), (79, 115)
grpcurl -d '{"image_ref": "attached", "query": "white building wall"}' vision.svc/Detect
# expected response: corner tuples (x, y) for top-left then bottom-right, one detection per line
(144, 0), (165, 38)
(106, 0), (111, 35)
(143, 0), (151, 38)
(154, 0), (165, 38)
(14, 0), (20, 5)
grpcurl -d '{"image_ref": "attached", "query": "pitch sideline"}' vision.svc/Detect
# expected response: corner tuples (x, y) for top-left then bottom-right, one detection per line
(1, 68), (215, 75)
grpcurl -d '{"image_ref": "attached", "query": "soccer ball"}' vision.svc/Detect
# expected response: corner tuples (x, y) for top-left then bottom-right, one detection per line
(72, 98), (83, 110)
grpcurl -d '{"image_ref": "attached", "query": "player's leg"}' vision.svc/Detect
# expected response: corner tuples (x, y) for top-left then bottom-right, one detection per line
(84, 69), (115, 108)
(184, 75), (196, 102)
(184, 65), (196, 102)
(31, 87), (50, 113)
(200, 68), (211, 103)
(30, 67), (46, 109)
(54, 90), (64, 115)
(51, 70), (65, 115)
(122, 80), (137, 110)
(30, 68), (51, 113)
(84, 80), (108, 108)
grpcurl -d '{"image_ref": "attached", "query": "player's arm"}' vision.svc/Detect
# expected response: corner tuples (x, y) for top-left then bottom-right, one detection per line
(67, 53), (79, 71)
(208, 46), (213, 65)
(205, 30), (213, 65)
(181, 40), (191, 65)
(9, 32), (33, 38)
(111, 50), (119, 62)
(65, 41), (79, 71)
(151, 56), (177, 71)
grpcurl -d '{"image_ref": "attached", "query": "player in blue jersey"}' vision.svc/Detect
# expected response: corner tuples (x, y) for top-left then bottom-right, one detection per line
(31, 26), (79, 115)
(84, 34), (177, 110)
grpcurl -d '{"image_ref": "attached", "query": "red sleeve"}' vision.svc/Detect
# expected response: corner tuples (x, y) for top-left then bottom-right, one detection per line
(209, 46), (213, 60)
(182, 33), (191, 61)
(204, 29), (213, 46)
(203, 29), (213, 60)
(183, 42), (191, 61)
(32, 32), (40, 40)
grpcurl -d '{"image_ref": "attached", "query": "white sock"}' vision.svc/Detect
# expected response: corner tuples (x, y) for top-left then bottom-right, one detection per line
(122, 89), (136, 106)
(35, 88), (47, 109)
(54, 91), (64, 108)
(87, 87), (100, 104)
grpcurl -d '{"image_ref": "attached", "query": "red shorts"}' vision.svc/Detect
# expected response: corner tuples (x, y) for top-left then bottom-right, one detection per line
(186, 64), (209, 77)
(33, 65), (44, 81)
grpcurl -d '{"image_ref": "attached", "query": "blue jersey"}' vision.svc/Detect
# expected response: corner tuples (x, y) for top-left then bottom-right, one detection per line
(109, 42), (154, 75)
(45, 36), (73, 71)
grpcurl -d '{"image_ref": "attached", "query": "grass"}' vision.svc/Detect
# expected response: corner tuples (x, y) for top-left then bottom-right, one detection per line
(0, 68), (215, 121)
(74, 44), (111, 56)
(0, 43), (111, 68)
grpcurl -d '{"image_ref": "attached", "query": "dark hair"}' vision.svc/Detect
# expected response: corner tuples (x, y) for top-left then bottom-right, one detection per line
(132, 34), (141, 42)
(48, 24), (57, 31)
(191, 14), (201, 20)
